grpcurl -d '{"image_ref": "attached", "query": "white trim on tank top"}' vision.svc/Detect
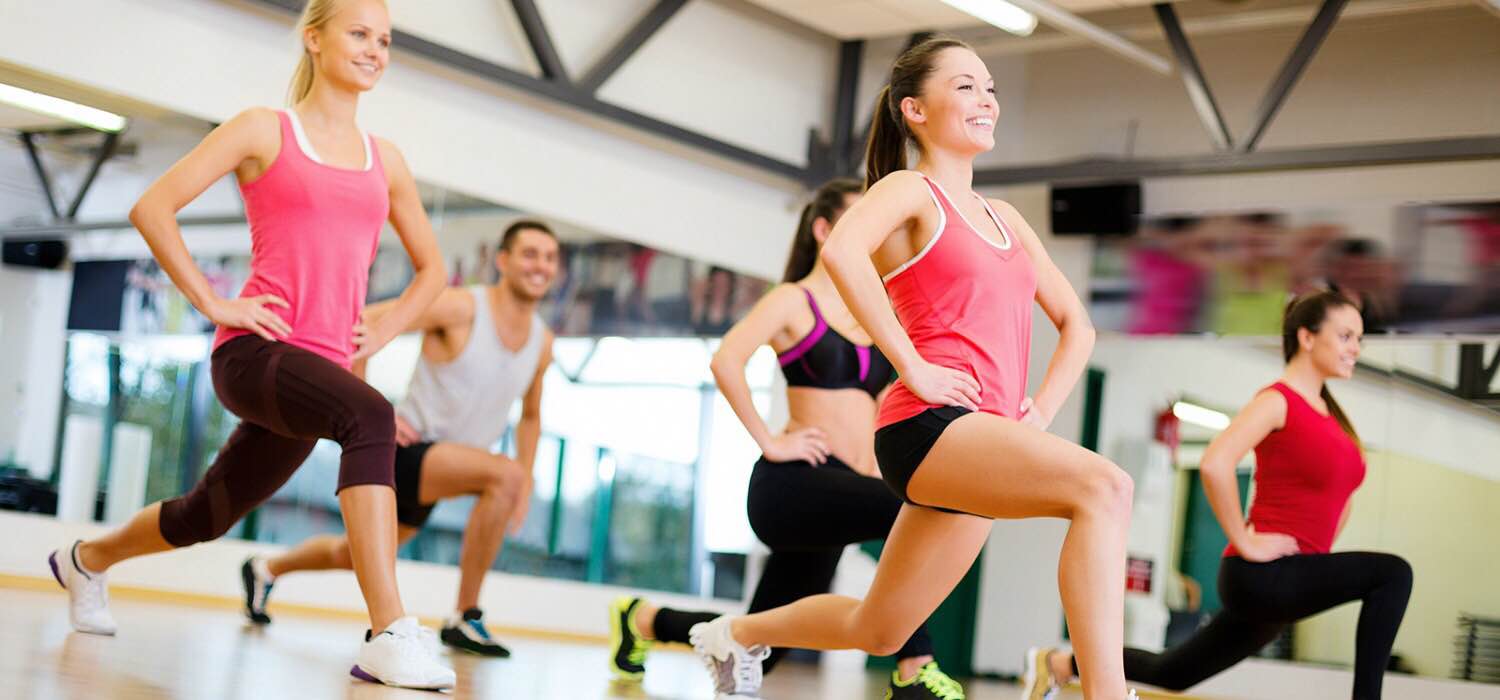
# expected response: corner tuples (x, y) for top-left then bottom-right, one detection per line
(926, 178), (1013, 251)
(283, 109), (373, 172)
(881, 182), (947, 283)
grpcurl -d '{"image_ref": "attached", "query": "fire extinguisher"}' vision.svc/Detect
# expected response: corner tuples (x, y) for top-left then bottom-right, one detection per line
(1154, 404), (1181, 459)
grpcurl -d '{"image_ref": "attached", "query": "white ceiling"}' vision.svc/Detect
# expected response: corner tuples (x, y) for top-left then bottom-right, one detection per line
(742, 0), (1165, 39)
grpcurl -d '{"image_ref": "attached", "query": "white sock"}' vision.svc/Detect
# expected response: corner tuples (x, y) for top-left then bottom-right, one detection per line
(252, 557), (275, 582)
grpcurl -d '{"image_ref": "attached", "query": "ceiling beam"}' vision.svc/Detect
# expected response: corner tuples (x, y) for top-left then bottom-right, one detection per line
(244, 0), (808, 184)
(577, 0), (689, 94)
(1005, 0), (1172, 75)
(508, 0), (570, 84)
(1153, 3), (1233, 151)
(1241, 0), (1349, 152)
(974, 135), (1500, 186)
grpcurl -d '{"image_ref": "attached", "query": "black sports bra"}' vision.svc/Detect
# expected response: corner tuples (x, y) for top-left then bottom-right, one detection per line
(777, 286), (895, 398)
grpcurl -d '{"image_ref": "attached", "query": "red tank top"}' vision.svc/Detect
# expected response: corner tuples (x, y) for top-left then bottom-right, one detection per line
(1225, 382), (1366, 557)
(877, 175), (1037, 428)
(214, 110), (389, 368)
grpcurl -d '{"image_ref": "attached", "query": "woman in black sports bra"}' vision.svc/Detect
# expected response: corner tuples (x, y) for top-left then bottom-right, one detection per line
(604, 180), (966, 700)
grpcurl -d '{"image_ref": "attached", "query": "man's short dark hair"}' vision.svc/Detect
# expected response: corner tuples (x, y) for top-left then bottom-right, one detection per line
(501, 219), (557, 251)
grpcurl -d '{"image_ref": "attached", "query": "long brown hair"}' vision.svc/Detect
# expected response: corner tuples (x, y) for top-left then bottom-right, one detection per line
(1282, 290), (1361, 445)
(864, 36), (972, 190)
(782, 178), (862, 282)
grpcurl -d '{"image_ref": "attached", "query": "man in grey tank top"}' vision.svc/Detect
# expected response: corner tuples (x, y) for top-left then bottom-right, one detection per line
(241, 221), (559, 658)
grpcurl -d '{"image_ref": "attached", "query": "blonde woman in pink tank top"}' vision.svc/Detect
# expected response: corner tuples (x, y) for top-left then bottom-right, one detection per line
(689, 39), (1139, 700)
(49, 0), (456, 690)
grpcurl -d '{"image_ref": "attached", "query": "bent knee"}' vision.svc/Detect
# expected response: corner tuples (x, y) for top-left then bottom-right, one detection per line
(1380, 554), (1414, 588)
(339, 395), (396, 448)
(851, 610), (917, 657)
(1076, 461), (1134, 519)
(480, 457), (523, 496)
(330, 540), (355, 568)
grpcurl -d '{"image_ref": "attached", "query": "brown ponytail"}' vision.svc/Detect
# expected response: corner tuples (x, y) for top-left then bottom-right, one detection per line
(782, 178), (863, 282)
(863, 36), (971, 190)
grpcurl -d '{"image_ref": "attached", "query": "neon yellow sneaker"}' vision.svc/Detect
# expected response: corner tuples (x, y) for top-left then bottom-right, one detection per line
(887, 661), (965, 699)
(1020, 647), (1060, 700)
(608, 596), (652, 681)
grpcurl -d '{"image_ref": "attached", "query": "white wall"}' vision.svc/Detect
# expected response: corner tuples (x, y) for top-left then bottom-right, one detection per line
(0, 0), (827, 280)
(600, 0), (837, 168)
(0, 266), (71, 478)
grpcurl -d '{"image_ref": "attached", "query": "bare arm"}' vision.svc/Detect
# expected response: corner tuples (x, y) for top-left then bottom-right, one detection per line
(128, 108), (292, 340)
(505, 332), (552, 532)
(349, 288), (475, 379)
(992, 199), (1095, 427)
(709, 285), (826, 459)
(351, 138), (447, 362)
(515, 332), (552, 474)
(821, 171), (980, 409)
(1200, 390), (1299, 561)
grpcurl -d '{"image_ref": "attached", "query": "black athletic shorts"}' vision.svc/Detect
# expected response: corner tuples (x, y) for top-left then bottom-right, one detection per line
(873, 406), (970, 515)
(394, 441), (436, 528)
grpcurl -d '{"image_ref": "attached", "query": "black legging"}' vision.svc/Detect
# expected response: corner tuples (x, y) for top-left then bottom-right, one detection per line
(1078, 553), (1412, 699)
(654, 456), (934, 672)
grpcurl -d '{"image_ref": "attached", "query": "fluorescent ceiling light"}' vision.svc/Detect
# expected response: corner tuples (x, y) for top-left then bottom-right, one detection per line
(940, 0), (1038, 37)
(0, 83), (126, 133)
(1173, 401), (1231, 431)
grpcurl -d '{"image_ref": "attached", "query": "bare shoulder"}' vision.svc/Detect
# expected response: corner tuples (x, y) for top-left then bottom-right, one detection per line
(219, 107), (280, 145)
(430, 286), (477, 328)
(757, 281), (808, 311)
(1243, 387), (1290, 427)
(869, 169), (930, 199)
(373, 135), (408, 169)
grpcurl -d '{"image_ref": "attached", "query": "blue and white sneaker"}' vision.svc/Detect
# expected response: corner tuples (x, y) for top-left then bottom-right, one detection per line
(440, 607), (511, 657)
(241, 557), (275, 625)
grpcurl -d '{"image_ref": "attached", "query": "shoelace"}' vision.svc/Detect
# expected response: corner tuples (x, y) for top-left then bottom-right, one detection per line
(79, 574), (109, 611)
(625, 633), (649, 666)
(731, 646), (768, 692)
(387, 625), (441, 665)
(917, 665), (964, 700)
(466, 619), (494, 640)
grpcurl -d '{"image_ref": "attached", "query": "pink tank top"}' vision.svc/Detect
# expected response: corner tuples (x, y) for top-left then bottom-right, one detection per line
(877, 175), (1037, 428)
(214, 110), (389, 368)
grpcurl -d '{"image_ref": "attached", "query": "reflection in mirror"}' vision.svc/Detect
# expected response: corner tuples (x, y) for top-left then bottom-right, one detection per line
(1091, 334), (1499, 683)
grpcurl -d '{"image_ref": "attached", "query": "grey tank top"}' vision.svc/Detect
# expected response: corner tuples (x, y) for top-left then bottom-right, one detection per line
(396, 287), (547, 449)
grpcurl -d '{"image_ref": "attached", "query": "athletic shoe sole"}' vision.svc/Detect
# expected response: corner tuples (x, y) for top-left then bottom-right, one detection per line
(348, 664), (454, 690)
(48, 551), (64, 589)
(440, 626), (510, 657)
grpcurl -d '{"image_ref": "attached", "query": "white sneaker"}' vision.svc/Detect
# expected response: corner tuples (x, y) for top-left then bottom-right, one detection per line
(48, 540), (117, 636)
(351, 616), (456, 690)
(689, 615), (769, 700)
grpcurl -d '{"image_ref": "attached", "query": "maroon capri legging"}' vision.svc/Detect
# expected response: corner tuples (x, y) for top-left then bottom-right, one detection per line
(158, 335), (396, 547)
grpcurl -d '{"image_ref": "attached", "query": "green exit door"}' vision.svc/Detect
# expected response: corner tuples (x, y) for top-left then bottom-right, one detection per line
(1178, 469), (1251, 614)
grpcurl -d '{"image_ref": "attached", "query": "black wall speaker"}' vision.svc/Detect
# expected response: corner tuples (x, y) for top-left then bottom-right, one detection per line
(2, 239), (68, 269)
(1050, 183), (1141, 236)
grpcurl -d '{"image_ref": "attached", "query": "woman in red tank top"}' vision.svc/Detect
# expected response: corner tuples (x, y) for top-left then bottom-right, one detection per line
(687, 37), (1138, 700)
(51, 0), (456, 689)
(1029, 291), (1412, 700)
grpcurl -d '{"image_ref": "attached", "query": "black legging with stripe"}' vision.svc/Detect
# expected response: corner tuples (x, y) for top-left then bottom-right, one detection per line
(1077, 553), (1412, 699)
(654, 456), (934, 672)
